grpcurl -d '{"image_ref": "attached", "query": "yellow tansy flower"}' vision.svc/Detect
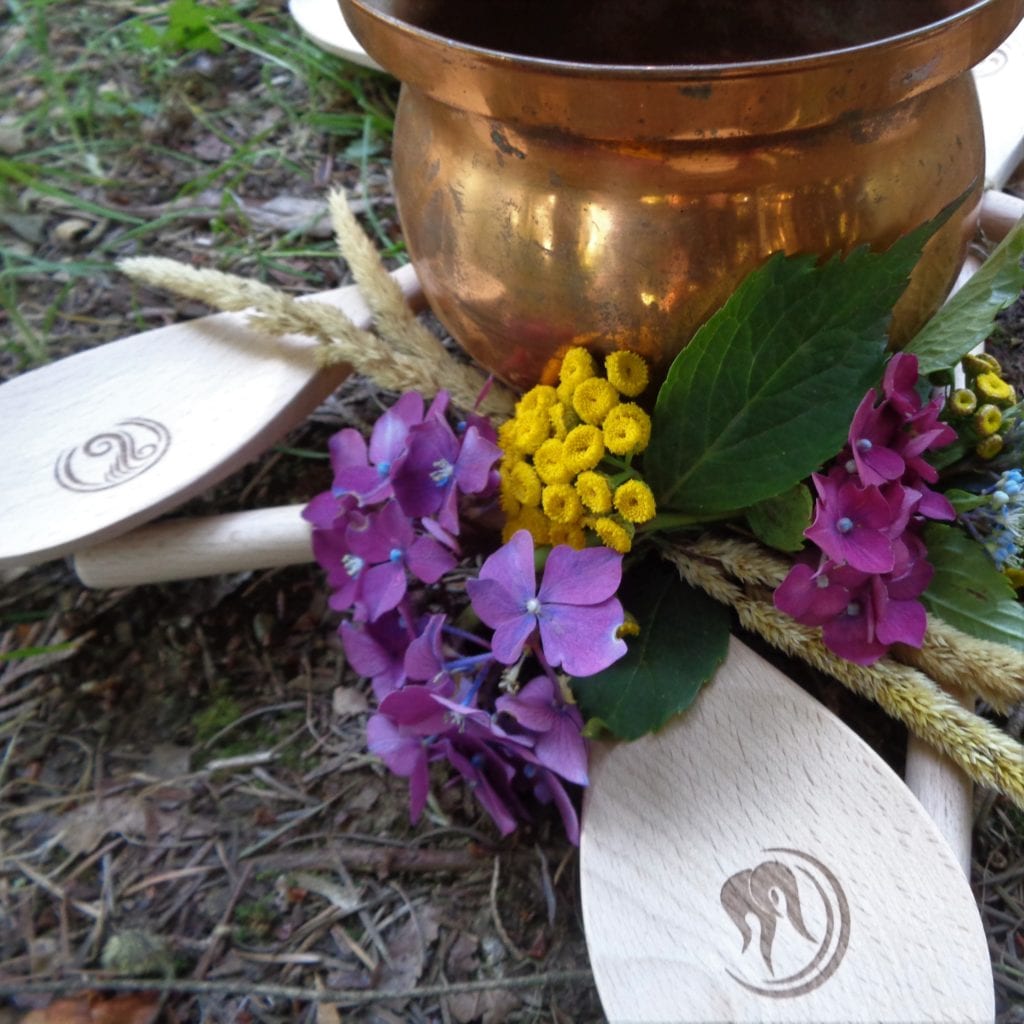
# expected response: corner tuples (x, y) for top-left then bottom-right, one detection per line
(506, 459), (543, 506)
(616, 612), (641, 639)
(964, 352), (1001, 377)
(562, 424), (605, 474)
(976, 372), (1016, 406)
(614, 479), (657, 523)
(548, 401), (575, 440)
(497, 418), (520, 455)
(605, 350), (649, 397)
(593, 516), (632, 554)
(1005, 567), (1024, 591)
(603, 402), (652, 455)
(513, 408), (552, 454)
(516, 384), (558, 417)
(575, 471), (613, 514)
(503, 505), (550, 546)
(499, 478), (522, 517)
(572, 376), (619, 425)
(974, 404), (1003, 437)
(542, 483), (583, 525)
(946, 388), (977, 417)
(548, 522), (587, 549)
(533, 438), (573, 485)
(559, 347), (596, 390)
(976, 434), (1004, 460)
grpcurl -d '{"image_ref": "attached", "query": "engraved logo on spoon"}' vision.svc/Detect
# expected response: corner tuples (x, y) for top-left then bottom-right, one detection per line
(720, 847), (850, 998)
(54, 417), (171, 492)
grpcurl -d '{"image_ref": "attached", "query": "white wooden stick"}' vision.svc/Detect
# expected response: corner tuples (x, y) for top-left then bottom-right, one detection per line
(74, 505), (311, 587)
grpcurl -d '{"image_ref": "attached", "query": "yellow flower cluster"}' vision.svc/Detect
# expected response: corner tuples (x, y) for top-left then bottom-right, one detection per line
(498, 348), (657, 553)
(947, 353), (1019, 460)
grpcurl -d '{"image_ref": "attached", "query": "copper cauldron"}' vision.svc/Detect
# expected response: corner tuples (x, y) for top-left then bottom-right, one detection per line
(340, 0), (1024, 388)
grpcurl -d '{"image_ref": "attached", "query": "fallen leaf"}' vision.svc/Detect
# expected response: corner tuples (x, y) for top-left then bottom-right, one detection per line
(445, 931), (480, 978)
(0, 117), (24, 154)
(332, 686), (369, 717)
(50, 218), (93, 246)
(447, 989), (518, 1024)
(57, 794), (181, 857)
(19, 992), (159, 1024)
(378, 903), (441, 992)
(193, 134), (233, 162)
(140, 743), (191, 780)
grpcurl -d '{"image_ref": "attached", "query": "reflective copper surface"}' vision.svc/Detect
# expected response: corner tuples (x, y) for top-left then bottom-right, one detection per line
(340, 0), (1024, 388)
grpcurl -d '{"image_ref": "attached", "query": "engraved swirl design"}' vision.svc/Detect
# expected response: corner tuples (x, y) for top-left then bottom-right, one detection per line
(54, 417), (171, 492)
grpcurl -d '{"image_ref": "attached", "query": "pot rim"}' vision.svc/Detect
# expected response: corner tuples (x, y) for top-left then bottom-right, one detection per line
(340, 0), (1024, 138)
(340, 0), (1019, 77)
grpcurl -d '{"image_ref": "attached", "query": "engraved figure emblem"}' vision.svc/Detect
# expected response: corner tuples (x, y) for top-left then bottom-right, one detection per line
(54, 417), (171, 493)
(719, 847), (850, 998)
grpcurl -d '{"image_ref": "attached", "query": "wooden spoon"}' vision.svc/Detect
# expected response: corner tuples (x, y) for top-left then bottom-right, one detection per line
(288, 0), (382, 69)
(0, 263), (421, 569)
(578, 636), (993, 1023)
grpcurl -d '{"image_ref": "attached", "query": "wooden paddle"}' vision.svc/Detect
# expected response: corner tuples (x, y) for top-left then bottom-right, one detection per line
(579, 636), (993, 1023)
(288, 0), (382, 69)
(0, 264), (421, 570)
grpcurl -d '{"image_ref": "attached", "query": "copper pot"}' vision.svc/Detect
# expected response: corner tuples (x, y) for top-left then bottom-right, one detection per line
(340, 0), (1024, 389)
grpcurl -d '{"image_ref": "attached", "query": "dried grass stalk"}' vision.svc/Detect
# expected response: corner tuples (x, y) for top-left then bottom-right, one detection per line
(663, 540), (1024, 807)
(685, 532), (1024, 713)
(119, 234), (515, 420)
(327, 189), (515, 418)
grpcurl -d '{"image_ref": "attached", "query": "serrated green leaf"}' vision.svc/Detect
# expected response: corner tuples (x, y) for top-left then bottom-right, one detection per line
(646, 211), (947, 516)
(746, 483), (812, 552)
(571, 557), (730, 739)
(922, 523), (1024, 650)
(905, 220), (1024, 376)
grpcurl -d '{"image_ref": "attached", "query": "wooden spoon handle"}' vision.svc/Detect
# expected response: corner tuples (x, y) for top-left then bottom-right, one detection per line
(978, 187), (1024, 238)
(74, 505), (311, 587)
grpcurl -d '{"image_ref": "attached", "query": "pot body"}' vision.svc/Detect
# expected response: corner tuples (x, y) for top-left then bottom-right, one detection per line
(341, 0), (1024, 388)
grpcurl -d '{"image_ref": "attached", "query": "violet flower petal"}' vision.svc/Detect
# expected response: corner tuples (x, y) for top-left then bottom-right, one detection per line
(406, 533), (457, 584)
(773, 562), (850, 626)
(477, 531), (537, 603)
(539, 598), (626, 677)
(490, 613), (539, 665)
(360, 560), (408, 621)
(538, 545), (623, 606)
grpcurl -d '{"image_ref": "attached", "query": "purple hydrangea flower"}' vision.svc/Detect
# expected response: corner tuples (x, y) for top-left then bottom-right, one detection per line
(466, 531), (627, 677)
(496, 675), (588, 785)
(329, 390), (426, 505)
(392, 417), (501, 534)
(847, 389), (905, 486)
(340, 610), (413, 700)
(316, 500), (455, 621)
(804, 471), (899, 574)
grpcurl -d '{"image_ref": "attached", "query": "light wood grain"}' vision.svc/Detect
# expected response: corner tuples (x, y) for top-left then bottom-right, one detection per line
(974, 13), (1024, 189)
(75, 505), (312, 587)
(288, 0), (382, 69)
(579, 637), (993, 1023)
(0, 263), (420, 569)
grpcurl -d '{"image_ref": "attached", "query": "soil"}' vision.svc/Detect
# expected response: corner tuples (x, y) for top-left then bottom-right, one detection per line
(1, 8), (1023, 1021)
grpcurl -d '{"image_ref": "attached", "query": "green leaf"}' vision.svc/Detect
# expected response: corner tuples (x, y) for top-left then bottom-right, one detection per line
(571, 556), (731, 739)
(943, 488), (988, 514)
(646, 211), (948, 516)
(746, 483), (813, 552)
(922, 523), (1024, 651)
(905, 220), (1024, 377)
